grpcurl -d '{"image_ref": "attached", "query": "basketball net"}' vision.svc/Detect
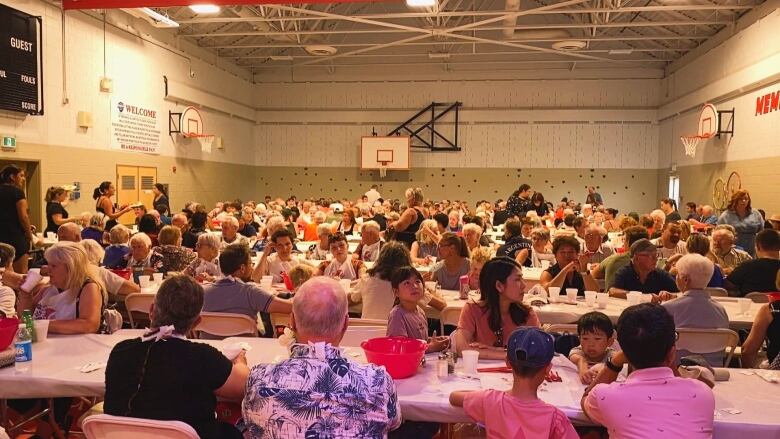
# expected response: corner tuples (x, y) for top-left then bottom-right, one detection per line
(680, 134), (710, 158)
(379, 162), (388, 178)
(186, 133), (215, 153)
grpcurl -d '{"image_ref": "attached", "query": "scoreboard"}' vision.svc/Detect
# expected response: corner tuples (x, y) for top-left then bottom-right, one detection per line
(0, 4), (43, 115)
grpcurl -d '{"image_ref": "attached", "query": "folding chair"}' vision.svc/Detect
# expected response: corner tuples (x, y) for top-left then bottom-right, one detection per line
(545, 324), (578, 334)
(675, 328), (740, 367)
(537, 311), (579, 325)
(745, 292), (769, 303)
(194, 312), (258, 339)
(124, 293), (156, 329)
(348, 318), (388, 327)
(342, 325), (387, 347)
(82, 414), (198, 439)
(438, 306), (462, 335)
(704, 287), (728, 297)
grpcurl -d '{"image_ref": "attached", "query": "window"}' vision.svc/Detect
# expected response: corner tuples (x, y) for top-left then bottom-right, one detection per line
(668, 175), (680, 208)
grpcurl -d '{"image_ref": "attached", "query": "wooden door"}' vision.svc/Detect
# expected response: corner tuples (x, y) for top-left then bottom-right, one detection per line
(116, 165), (138, 225)
(138, 167), (157, 211)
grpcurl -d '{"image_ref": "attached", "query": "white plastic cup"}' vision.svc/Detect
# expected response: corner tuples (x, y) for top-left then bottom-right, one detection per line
(33, 320), (50, 342)
(585, 290), (597, 307)
(627, 291), (642, 306)
(461, 350), (479, 375)
(640, 294), (653, 304)
(596, 292), (608, 309)
(339, 279), (351, 292)
(138, 275), (151, 288)
(540, 260), (551, 270)
(739, 298), (751, 314)
(152, 273), (164, 285)
(566, 288), (578, 303)
(21, 271), (43, 292)
(46, 232), (56, 240)
(548, 287), (561, 303)
(425, 281), (437, 293)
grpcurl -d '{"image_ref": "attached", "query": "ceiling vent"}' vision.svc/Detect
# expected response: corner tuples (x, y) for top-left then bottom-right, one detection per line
(305, 45), (338, 56)
(551, 40), (587, 51)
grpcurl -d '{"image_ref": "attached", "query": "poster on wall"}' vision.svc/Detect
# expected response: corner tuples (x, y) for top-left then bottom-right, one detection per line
(0, 4), (44, 115)
(110, 98), (161, 154)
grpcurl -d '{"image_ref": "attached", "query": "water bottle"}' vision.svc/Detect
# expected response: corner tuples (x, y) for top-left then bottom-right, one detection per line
(14, 324), (32, 372)
(22, 309), (36, 343)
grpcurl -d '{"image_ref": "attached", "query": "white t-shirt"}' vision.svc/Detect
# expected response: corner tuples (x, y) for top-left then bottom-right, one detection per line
(365, 188), (381, 205)
(33, 286), (79, 321)
(266, 253), (299, 283)
(0, 285), (15, 318)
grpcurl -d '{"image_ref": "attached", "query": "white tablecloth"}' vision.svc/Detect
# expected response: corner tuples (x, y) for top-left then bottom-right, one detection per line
(2, 334), (777, 438)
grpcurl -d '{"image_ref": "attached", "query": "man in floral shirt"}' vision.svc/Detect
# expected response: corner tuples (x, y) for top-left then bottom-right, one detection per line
(242, 277), (401, 438)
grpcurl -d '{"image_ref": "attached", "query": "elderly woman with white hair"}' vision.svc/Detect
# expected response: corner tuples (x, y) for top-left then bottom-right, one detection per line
(220, 215), (249, 250)
(17, 242), (107, 334)
(462, 223), (486, 254)
(410, 219), (440, 266)
(307, 222), (333, 260)
(80, 239), (140, 298)
(125, 232), (163, 275)
(662, 253), (729, 365)
(184, 233), (222, 282)
(649, 209), (666, 237)
(389, 187), (426, 249)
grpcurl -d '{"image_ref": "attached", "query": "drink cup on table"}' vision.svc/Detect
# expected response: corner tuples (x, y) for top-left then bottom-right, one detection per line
(627, 291), (642, 306)
(152, 273), (163, 285)
(547, 287), (561, 303)
(584, 290), (597, 307)
(138, 275), (151, 289)
(461, 350), (479, 375)
(739, 298), (751, 315)
(565, 288), (578, 304)
(33, 320), (50, 342)
(596, 292), (608, 309)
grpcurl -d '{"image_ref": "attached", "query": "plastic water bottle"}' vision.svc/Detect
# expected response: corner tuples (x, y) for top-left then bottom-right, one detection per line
(14, 324), (32, 372)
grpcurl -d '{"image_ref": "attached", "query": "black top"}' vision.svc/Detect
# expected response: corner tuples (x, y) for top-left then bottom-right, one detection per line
(154, 194), (170, 214)
(506, 194), (530, 219)
(372, 213), (388, 231)
(182, 227), (206, 249)
(497, 235), (532, 267)
(493, 210), (510, 226)
(545, 263), (586, 296)
(45, 201), (68, 235)
(613, 262), (679, 294)
(727, 258), (780, 296)
(0, 184), (25, 233)
(394, 208), (424, 248)
(665, 211), (682, 223)
(767, 301), (780, 363)
(338, 221), (356, 236)
(104, 338), (232, 439)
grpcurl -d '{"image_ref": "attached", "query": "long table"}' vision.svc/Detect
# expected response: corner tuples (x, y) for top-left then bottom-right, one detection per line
(1, 332), (777, 438)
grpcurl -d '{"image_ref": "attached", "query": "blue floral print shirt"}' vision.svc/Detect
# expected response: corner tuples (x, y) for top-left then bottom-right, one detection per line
(242, 342), (402, 438)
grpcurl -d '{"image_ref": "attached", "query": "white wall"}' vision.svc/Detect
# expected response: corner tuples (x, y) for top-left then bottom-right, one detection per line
(254, 79), (661, 169)
(0, 0), (256, 165)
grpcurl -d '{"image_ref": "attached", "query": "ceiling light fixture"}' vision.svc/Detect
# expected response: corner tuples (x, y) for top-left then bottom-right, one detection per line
(551, 40), (587, 51)
(189, 4), (220, 14)
(139, 7), (179, 27)
(428, 52), (450, 59)
(269, 55), (293, 61)
(608, 49), (634, 55)
(406, 0), (436, 7)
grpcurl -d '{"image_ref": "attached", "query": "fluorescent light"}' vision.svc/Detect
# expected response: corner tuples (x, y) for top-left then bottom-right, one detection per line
(407, 0), (436, 7)
(189, 4), (220, 14)
(140, 8), (179, 27)
(428, 52), (450, 59)
(608, 49), (633, 55)
(269, 55), (293, 61)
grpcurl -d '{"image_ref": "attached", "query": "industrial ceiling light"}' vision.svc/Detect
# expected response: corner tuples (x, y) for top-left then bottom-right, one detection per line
(139, 7), (179, 27)
(608, 49), (634, 55)
(428, 52), (450, 59)
(551, 40), (586, 51)
(189, 4), (220, 14)
(269, 55), (293, 61)
(305, 45), (337, 56)
(406, 0), (436, 7)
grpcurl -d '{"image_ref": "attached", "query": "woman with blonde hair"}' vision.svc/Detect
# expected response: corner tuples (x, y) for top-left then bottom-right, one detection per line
(18, 241), (106, 334)
(410, 219), (440, 265)
(467, 246), (493, 290)
(389, 187), (425, 249)
(44, 186), (78, 235)
(717, 189), (765, 257)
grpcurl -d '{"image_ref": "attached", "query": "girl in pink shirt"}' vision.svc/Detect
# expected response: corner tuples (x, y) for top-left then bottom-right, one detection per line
(456, 257), (540, 360)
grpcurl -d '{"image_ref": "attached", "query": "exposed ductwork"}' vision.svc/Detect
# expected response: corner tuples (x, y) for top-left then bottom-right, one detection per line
(502, 0), (572, 41)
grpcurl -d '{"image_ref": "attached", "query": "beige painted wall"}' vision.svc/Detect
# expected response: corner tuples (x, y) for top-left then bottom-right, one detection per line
(256, 166), (659, 213)
(659, 156), (780, 216)
(1, 142), (257, 229)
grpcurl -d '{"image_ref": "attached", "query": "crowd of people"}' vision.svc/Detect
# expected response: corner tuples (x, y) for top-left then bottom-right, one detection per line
(1, 165), (780, 438)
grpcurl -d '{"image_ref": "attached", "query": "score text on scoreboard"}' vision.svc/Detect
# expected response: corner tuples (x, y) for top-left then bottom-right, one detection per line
(0, 4), (43, 115)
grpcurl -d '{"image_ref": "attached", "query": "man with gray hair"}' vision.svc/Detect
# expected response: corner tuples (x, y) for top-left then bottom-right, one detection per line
(57, 222), (82, 243)
(354, 220), (383, 262)
(662, 253), (729, 365)
(611, 239), (678, 299)
(242, 277), (401, 437)
(711, 227), (751, 275)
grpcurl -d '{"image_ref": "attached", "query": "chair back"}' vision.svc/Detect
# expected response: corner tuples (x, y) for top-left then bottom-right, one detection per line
(675, 328), (739, 367)
(538, 311), (579, 325)
(342, 325), (387, 347)
(545, 324), (578, 334)
(194, 312), (258, 339)
(745, 292), (769, 303)
(704, 287), (728, 297)
(348, 318), (388, 327)
(82, 414), (199, 439)
(124, 293), (156, 329)
(270, 313), (291, 337)
(439, 306), (462, 334)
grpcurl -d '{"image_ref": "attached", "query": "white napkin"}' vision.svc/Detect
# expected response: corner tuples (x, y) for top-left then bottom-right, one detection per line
(221, 342), (252, 361)
(80, 362), (107, 373)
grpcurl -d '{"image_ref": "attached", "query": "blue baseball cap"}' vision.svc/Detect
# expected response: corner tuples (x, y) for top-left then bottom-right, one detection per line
(506, 327), (555, 368)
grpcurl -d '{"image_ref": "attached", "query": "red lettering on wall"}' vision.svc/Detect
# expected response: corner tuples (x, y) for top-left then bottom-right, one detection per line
(756, 95), (765, 115)
(756, 90), (780, 116)
(771, 91), (780, 112)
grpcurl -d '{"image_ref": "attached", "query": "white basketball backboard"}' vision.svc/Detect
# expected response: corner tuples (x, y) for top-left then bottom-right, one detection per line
(361, 136), (410, 170)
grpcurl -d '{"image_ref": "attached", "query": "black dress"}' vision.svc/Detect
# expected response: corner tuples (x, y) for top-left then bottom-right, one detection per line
(45, 201), (68, 235)
(0, 183), (29, 260)
(394, 208), (424, 249)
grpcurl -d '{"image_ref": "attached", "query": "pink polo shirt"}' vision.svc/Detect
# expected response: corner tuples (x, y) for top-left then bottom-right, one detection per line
(464, 389), (578, 439)
(583, 367), (715, 439)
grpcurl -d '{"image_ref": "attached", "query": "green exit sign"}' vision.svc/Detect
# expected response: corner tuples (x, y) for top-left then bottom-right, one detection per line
(1, 135), (16, 150)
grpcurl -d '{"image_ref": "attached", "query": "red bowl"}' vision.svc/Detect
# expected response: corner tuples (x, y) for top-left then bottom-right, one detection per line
(110, 268), (132, 280)
(361, 336), (427, 379)
(0, 318), (20, 351)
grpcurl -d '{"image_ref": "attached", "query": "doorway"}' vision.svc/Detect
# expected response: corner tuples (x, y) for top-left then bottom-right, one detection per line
(116, 165), (157, 225)
(0, 159), (42, 229)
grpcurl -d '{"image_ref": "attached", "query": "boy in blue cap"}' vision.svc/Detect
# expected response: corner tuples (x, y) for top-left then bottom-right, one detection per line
(450, 327), (578, 439)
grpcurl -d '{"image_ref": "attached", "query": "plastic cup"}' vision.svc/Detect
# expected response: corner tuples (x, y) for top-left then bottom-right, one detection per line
(548, 287), (561, 303)
(540, 260), (551, 270)
(33, 320), (50, 342)
(461, 350), (479, 375)
(46, 232), (56, 240)
(739, 298), (751, 314)
(138, 275), (151, 288)
(640, 294), (653, 304)
(596, 292), (608, 309)
(566, 288), (578, 303)
(152, 273), (163, 285)
(425, 281), (437, 293)
(585, 290), (597, 307)
(21, 271), (43, 292)
(627, 291), (642, 306)
(339, 279), (351, 292)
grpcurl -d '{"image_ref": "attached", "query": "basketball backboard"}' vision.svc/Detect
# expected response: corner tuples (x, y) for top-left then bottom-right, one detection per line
(361, 136), (410, 175)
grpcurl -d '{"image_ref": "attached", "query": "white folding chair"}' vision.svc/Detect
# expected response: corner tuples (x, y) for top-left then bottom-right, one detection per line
(537, 311), (579, 325)
(194, 312), (258, 339)
(124, 293), (156, 329)
(746, 292), (769, 303)
(348, 318), (388, 327)
(270, 313), (291, 337)
(82, 414), (198, 439)
(545, 324), (578, 334)
(342, 325), (387, 347)
(675, 328), (740, 367)
(704, 287), (728, 297)
(439, 306), (462, 334)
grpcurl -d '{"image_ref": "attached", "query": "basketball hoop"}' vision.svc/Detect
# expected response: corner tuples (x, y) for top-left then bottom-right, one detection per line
(378, 161), (389, 178)
(187, 133), (215, 153)
(680, 133), (710, 157)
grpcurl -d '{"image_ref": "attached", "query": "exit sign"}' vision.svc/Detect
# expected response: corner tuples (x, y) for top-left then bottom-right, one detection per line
(2, 135), (16, 150)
